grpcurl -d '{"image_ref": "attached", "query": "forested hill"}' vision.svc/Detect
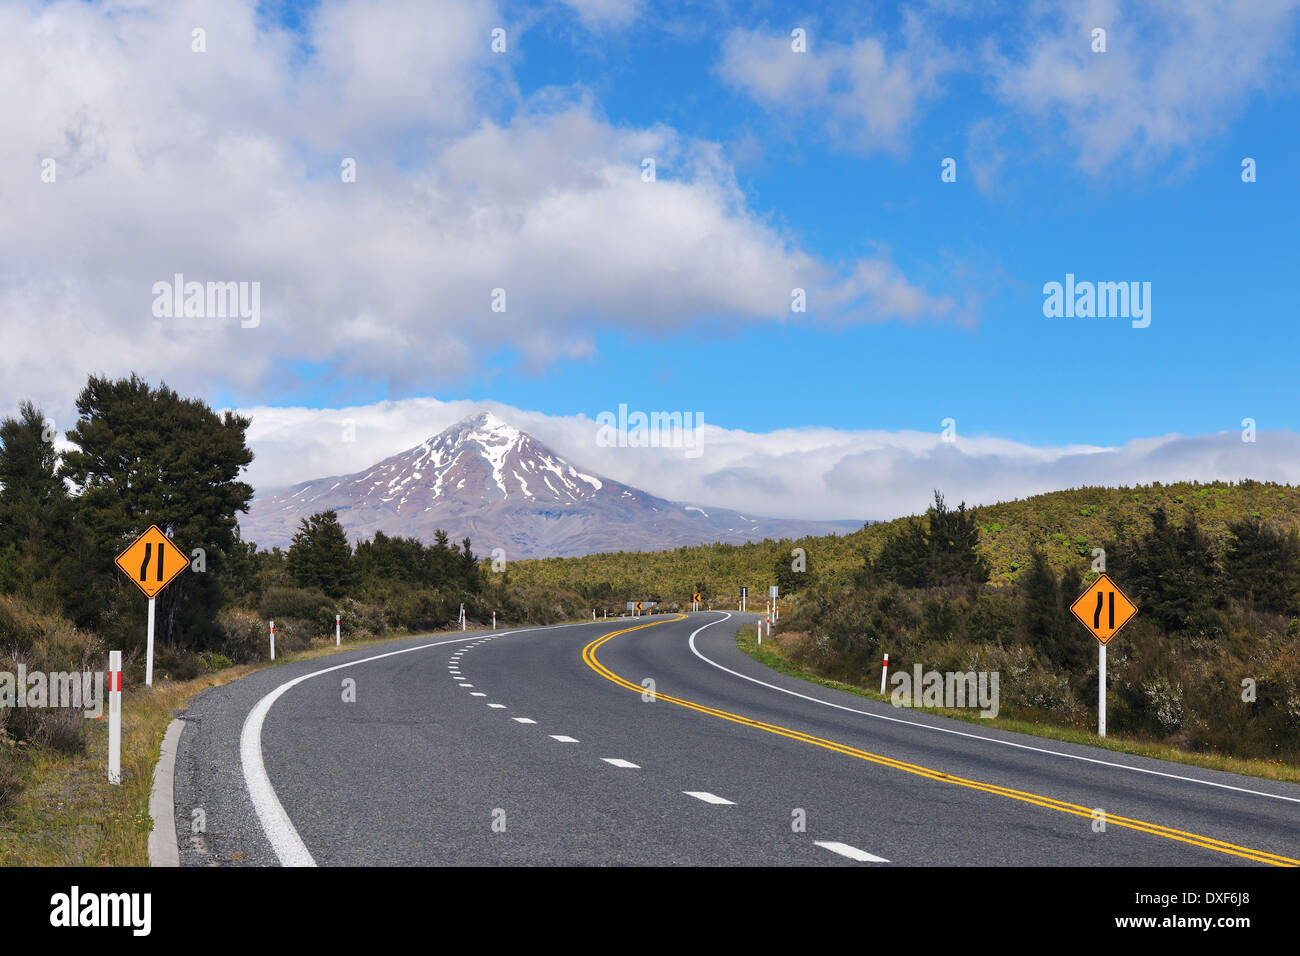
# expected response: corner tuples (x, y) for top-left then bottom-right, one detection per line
(506, 480), (1300, 602)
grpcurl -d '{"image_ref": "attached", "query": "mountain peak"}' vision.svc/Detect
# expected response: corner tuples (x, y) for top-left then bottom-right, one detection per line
(241, 411), (850, 557)
(447, 409), (517, 438)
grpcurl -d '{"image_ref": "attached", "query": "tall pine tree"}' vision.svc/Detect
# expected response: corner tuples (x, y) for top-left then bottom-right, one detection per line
(59, 374), (254, 648)
(287, 511), (356, 599)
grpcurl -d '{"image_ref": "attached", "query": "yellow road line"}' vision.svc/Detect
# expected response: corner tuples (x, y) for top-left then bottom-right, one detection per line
(583, 616), (1299, 867)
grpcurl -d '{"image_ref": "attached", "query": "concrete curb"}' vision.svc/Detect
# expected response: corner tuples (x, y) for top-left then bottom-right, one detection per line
(147, 717), (184, 867)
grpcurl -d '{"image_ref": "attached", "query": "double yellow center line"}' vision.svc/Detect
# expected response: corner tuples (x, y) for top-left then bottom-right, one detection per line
(582, 615), (1298, 867)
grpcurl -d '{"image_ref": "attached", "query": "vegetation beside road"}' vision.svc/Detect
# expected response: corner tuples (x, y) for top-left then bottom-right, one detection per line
(735, 624), (1300, 786)
(734, 491), (1300, 767)
(3, 372), (1299, 844)
(0, 374), (590, 819)
(509, 480), (1300, 603)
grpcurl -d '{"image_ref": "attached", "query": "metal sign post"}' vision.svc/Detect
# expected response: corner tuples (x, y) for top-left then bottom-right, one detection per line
(114, 525), (188, 687)
(1069, 573), (1137, 739)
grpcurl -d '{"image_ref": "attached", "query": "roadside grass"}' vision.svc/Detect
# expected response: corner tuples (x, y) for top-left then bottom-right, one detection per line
(0, 623), (525, 867)
(735, 625), (1300, 787)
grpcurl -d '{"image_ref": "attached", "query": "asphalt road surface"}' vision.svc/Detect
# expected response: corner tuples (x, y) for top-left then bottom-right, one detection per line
(172, 612), (1300, 866)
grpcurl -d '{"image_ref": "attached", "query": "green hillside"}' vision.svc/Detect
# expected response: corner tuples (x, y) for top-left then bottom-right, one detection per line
(508, 479), (1300, 604)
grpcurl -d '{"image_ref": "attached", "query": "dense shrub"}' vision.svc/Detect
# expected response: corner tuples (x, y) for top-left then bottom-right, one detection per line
(258, 587), (335, 624)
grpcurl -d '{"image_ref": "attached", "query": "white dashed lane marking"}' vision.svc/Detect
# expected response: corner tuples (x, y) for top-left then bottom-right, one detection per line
(512, 717), (537, 724)
(470, 692), (486, 697)
(488, 704), (507, 709)
(550, 735), (579, 743)
(814, 841), (890, 863)
(601, 758), (640, 769)
(682, 791), (735, 805)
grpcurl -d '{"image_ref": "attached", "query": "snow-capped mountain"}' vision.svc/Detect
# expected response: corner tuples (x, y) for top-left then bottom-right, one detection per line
(239, 411), (856, 558)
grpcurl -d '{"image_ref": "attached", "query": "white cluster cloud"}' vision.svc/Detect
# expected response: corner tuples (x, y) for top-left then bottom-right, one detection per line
(238, 398), (1300, 522)
(717, 17), (952, 155)
(560, 0), (641, 30)
(0, 0), (952, 423)
(987, 0), (1300, 173)
(719, 2), (1300, 173)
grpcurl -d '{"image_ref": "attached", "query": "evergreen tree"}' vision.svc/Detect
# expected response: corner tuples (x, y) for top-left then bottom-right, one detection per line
(874, 516), (930, 588)
(874, 492), (989, 588)
(287, 511), (356, 599)
(1223, 517), (1300, 615)
(0, 402), (83, 614)
(927, 492), (990, 586)
(460, 537), (480, 592)
(1110, 507), (1223, 633)
(774, 545), (812, 595)
(1021, 549), (1059, 655)
(58, 375), (254, 647)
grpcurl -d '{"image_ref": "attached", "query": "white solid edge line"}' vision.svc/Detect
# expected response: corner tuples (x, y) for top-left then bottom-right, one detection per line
(815, 840), (889, 863)
(687, 612), (1300, 806)
(240, 620), (608, 867)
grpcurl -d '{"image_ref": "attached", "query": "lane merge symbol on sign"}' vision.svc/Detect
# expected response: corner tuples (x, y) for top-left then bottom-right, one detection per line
(115, 525), (188, 599)
(1068, 573), (1137, 645)
(114, 525), (188, 688)
(1068, 572), (1138, 739)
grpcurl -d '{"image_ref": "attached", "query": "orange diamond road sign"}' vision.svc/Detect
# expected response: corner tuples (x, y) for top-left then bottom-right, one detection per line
(115, 525), (188, 599)
(1069, 573), (1138, 645)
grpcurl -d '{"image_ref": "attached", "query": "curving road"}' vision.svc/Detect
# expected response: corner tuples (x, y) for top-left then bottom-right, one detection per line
(171, 612), (1300, 866)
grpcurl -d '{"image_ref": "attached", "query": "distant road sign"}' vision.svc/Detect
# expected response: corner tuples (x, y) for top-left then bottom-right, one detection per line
(1069, 573), (1137, 644)
(693, 592), (702, 604)
(740, 587), (748, 598)
(115, 525), (187, 599)
(635, 601), (643, 613)
(769, 585), (778, 598)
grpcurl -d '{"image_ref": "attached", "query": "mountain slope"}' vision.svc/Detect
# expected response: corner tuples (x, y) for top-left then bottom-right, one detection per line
(506, 479), (1300, 601)
(239, 412), (855, 557)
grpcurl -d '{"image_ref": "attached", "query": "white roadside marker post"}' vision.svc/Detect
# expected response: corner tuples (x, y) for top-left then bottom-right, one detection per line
(1098, 643), (1107, 738)
(492, 611), (496, 630)
(335, 614), (340, 647)
(880, 653), (889, 695)
(269, 620), (275, 661)
(107, 651), (122, 785)
(145, 597), (156, 687)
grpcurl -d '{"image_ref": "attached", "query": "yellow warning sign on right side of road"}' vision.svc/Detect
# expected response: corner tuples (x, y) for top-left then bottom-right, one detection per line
(1069, 573), (1137, 644)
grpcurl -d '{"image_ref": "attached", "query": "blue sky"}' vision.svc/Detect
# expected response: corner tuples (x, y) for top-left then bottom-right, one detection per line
(226, 0), (1300, 448)
(7, 0), (1300, 516)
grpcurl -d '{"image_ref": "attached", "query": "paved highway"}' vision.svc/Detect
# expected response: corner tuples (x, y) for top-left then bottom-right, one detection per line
(172, 612), (1300, 866)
